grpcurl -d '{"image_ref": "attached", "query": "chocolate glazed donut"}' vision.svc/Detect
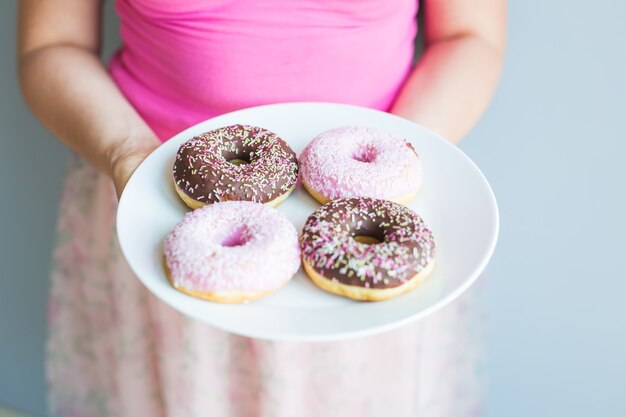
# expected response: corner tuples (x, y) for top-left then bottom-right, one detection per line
(300, 198), (436, 301)
(173, 124), (298, 209)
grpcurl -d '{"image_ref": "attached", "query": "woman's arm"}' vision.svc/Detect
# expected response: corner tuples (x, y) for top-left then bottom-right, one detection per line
(18, 0), (160, 197)
(391, 0), (506, 143)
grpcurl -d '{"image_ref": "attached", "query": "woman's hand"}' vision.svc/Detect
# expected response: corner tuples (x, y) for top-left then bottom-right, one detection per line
(109, 142), (160, 199)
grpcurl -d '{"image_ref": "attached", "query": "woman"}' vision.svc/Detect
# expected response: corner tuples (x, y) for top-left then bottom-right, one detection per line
(18, 1), (505, 416)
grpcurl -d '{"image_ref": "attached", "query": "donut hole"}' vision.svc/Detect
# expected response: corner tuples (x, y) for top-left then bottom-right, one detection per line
(353, 235), (382, 245)
(222, 150), (251, 166)
(352, 226), (384, 245)
(220, 225), (250, 247)
(352, 144), (378, 163)
(227, 157), (250, 166)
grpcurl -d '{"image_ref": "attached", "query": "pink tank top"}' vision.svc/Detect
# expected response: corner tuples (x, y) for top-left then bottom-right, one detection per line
(110, 0), (418, 140)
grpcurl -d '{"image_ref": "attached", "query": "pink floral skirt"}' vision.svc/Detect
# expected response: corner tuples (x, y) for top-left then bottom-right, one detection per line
(47, 155), (486, 417)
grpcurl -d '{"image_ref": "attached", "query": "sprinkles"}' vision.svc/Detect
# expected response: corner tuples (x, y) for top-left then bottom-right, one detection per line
(300, 198), (436, 289)
(299, 126), (422, 202)
(163, 201), (301, 294)
(173, 124), (298, 205)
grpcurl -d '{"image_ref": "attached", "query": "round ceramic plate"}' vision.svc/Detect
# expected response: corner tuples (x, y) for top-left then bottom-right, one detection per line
(117, 102), (498, 341)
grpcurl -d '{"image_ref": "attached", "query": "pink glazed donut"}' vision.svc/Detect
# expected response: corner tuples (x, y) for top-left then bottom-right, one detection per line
(299, 126), (422, 205)
(163, 201), (300, 303)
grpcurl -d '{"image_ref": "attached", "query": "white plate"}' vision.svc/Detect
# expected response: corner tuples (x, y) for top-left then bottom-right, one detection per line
(117, 102), (499, 342)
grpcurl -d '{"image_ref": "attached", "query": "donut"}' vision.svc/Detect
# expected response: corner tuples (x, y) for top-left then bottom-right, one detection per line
(299, 126), (422, 205)
(163, 201), (301, 303)
(173, 124), (298, 209)
(300, 198), (435, 301)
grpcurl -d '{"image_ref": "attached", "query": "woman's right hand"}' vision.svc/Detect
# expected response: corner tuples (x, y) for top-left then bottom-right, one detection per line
(109, 143), (160, 199)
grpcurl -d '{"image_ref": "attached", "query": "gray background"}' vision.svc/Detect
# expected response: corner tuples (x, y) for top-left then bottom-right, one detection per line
(1, 0), (625, 416)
